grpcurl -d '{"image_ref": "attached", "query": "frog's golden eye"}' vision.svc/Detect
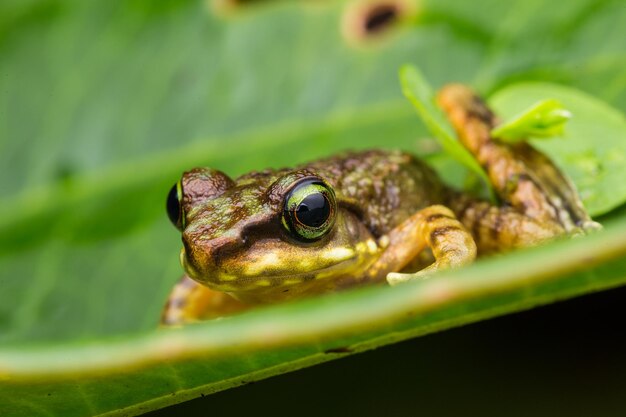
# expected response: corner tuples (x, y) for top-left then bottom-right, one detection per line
(166, 181), (184, 231)
(282, 178), (337, 241)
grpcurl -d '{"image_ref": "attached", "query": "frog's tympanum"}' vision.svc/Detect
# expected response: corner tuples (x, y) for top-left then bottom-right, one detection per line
(161, 85), (599, 325)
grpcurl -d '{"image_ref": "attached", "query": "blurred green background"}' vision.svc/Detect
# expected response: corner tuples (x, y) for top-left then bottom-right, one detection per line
(0, 0), (625, 415)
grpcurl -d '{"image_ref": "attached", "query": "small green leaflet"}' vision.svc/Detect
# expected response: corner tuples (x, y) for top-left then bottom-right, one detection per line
(492, 99), (572, 142)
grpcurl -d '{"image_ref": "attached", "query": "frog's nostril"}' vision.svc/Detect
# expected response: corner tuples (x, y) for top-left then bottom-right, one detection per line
(210, 236), (247, 263)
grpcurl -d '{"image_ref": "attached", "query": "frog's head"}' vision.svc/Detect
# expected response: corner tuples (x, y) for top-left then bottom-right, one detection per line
(166, 167), (380, 303)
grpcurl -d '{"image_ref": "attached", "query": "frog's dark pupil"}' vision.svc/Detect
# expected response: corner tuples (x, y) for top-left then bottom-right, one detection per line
(295, 193), (330, 228)
(166, 183), (181, 227)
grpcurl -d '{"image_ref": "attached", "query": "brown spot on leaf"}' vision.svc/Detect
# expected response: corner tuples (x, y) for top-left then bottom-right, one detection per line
(210, 0), (266, 17)
(364, 4), (399, 33)
(342, 0), (417, 45)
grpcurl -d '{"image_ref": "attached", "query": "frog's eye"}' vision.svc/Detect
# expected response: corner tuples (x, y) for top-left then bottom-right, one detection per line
(282, 178), (337, 241)
(166, 181), (184, 231)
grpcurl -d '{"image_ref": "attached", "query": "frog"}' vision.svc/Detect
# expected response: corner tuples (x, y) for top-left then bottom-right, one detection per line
(161, 84), (600, 325)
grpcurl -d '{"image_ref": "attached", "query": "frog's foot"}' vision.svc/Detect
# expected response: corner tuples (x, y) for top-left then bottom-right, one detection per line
(450, 199), (568, 254)
(437, 84), (597, 235)
(371, 205), (476, 286)
(161, 275), (249, 326)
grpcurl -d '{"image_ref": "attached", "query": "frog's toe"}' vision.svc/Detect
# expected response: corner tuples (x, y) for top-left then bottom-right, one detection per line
(582, 220), (603, 233)
(386, 269), (433, 286)
(567, 220), (602, 239)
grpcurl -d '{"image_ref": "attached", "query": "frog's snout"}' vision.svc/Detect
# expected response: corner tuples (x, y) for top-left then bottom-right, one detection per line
(180, 232), (246, 281)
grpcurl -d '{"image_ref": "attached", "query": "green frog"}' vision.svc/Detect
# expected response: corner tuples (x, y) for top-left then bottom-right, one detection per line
(161, 84), (599, 325)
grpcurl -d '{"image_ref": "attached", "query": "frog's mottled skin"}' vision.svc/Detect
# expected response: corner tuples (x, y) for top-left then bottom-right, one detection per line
(180, 151), (447, 299)
(162, 85), (599, 325)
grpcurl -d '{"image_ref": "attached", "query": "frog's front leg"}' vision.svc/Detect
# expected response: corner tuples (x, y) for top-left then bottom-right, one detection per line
(368, 205), (477, 286)
(161, 275), (249, 326)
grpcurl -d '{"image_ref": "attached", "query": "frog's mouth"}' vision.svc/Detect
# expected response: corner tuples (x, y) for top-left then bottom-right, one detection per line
(181, 211), (381, 299)
(183, 237), (379, 290)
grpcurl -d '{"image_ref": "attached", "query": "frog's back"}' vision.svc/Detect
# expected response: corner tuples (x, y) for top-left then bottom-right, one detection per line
(301, 150), (448, 237)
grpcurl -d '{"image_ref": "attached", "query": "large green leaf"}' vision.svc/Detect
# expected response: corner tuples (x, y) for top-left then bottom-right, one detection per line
(2, 218), (626, 416)
(1, 0), (625, 415)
